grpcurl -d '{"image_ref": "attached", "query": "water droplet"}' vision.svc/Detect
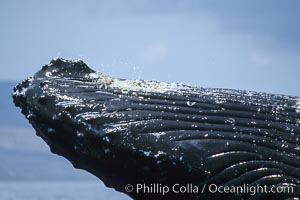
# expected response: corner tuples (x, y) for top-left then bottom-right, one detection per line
(73, 145), (81, 151)
(103, 136), (110, 142)
(45, 71), (52, 77)
(48, 128), (55, 134)
(121, 89), (129, 94)
(143, 151), (151, 157)
(77, 132), (84, 137)
(186, 101), (196, 106)
(26, 113), (35, 120)
(204, 170), (211, 175)
(225, 118), (235, 125)
(38, 95), (47, 105)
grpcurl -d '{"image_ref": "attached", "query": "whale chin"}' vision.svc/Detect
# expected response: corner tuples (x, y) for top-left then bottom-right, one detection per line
(13, 58), (300, 199)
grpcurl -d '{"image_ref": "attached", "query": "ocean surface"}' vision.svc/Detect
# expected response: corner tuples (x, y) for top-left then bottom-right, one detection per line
(0, 181), (131, 200)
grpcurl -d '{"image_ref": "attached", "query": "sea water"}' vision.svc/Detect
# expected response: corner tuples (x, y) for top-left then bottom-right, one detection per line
(0, 181), (131, 200)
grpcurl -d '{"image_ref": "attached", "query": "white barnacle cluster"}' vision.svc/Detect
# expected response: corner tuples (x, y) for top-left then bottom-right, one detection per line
(13, 86), (28, 97)
(85, 72), (113, 88)
(13, 77), (33, 97)
(85, 72), (190, 94)
(111, 79), (179, 94)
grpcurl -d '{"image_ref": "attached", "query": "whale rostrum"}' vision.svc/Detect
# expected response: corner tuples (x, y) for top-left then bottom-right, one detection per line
(13, 58), (300, 199)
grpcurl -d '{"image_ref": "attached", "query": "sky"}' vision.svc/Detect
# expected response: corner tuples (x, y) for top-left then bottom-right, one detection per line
(0, 0), (300, 96)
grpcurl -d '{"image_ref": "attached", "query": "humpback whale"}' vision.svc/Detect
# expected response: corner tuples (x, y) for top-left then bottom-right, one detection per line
(13, 58), (300, 199)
